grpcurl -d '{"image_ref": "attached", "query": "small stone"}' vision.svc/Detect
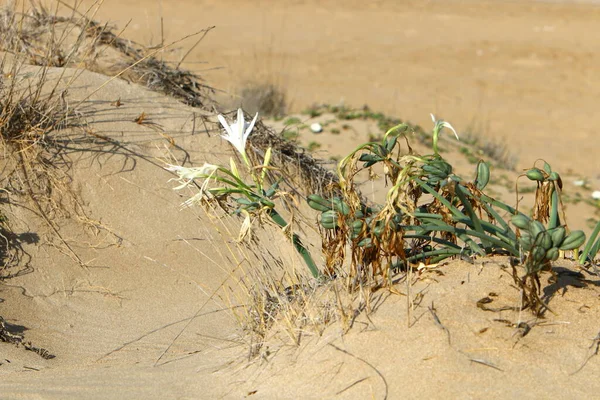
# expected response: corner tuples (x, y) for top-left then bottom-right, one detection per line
(310, 123), (323, 133)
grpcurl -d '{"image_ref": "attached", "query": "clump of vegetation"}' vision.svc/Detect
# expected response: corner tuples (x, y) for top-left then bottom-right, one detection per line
(239, 81), (287, 118)
(306, 117), (596, 315)
(307, 141), (321, 152)
(302, 103), (428, 143)
(169, 108), (600, 318)
(283, 116), (302, 126)
(463, 125), (518, 170)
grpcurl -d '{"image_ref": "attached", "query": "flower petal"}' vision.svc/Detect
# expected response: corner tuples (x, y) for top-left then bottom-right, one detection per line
(244, 112), (259, 142)
(236, 108), (245, 140)
(218, 114), (233, 138)
(164, 164), (183, 172)
(442, 121), (459, 140)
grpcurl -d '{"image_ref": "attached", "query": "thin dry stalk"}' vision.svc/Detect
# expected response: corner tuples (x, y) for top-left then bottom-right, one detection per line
(0, 2), (217, 109)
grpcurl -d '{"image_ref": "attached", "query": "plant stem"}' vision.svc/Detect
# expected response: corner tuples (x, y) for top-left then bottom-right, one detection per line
(549, 185), (559, 229)
(267, 209), (321, 279)
(579, 220), (600, 264)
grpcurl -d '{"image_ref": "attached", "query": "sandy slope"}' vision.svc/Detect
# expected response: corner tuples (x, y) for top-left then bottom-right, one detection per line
(0, 66), (265, 398)
(239, 258), (600, 399)
(2, 1), (600, 399)
(0, 65), (598, 400)
(85, 0), (600, 178)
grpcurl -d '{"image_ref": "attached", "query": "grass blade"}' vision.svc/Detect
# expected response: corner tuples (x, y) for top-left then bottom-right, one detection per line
(579, 220), (600, 264)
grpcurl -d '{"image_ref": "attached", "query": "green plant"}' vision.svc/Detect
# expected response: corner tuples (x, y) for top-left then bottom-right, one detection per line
(167, 109), (320, 279)
(307, 141), (321, 152)
(283, 116), (302, 126)
(578, 220), (600, 267)
(307, 117), (585, 315)
(302, 104), (323, 118)
(281, 129), (299, 141)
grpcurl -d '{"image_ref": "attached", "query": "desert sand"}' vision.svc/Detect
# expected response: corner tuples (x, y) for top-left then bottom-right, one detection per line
(1, 1), (600, 399)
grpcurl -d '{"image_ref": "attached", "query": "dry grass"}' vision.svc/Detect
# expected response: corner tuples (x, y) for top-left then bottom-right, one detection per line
(238, 80), (287, 118)
(246, 119), (341, 198)
(0, 2), (216, 109)
(0, 1), (220, 277)
(0, 1), (369, 357)
(203, 207), (374, 361)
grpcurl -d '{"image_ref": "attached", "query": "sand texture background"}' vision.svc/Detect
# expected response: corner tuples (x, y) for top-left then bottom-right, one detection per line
(1, 1), (600, 399)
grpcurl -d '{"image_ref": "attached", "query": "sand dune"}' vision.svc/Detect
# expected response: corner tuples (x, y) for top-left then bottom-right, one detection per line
(1, 1), (600, 399)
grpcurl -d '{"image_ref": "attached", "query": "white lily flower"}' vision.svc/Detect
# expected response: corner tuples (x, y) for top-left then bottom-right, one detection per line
(430, 113), (459, 140)
(218, 108), (258, 166)
(166, 162), (220, 207)
(165, 162), (218, 190)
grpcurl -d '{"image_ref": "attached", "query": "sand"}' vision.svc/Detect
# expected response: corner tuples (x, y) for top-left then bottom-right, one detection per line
(1, 1), (600, 399)
(86, 0), (600, 176)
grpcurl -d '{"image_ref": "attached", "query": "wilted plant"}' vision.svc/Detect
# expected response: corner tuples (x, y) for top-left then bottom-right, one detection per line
(307, 115), (586, 315)
(168, 107), (592, 316)
(510, 163), (586, 313)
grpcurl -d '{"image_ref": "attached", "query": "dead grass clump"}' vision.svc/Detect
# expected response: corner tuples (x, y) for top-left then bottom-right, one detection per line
(0, 60), (89, 271)
(238, 81), (287, 118)
(463, 123), (517, 170)
(247, 119), (341, 197)
(241, 275), (370, 360)
(229, 220), (372, 360)
(0, 2), (216, 110)
(0, 54), (72, 204)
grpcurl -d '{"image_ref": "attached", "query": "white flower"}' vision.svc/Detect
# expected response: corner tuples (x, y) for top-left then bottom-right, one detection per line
(218, 108), (258, 165)
(592, 191), (600, 200)
(430, 113), (459, 140)
(310, 122), (323, 133)
(166, 163), (220, 207)
(573, 179), (586, 187)
(165, 162), (218, 190)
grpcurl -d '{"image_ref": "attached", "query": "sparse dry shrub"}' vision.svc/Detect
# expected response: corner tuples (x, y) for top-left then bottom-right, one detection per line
(0, 1), (220, 276)
(0, 2), (216, 109)
(239, 81), (287, 118)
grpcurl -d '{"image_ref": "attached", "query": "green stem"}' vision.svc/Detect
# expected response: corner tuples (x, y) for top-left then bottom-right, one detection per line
(479, 193), (518, 215)
(390, 247), (464, 269)
(415, 224), (519, 256)
(412, 177), (467, 220)
(455, 184), (490, 249)
(432, 125), (441, 156)
(549, 185), (559, 230)
(267, 209), (321, 279)
(579, 220), (600, 264)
